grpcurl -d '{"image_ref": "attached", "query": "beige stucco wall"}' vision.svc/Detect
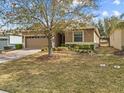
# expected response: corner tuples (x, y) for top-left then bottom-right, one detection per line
(65, 31), (73, 42)
(110, 29), (122, 50)
(94, 32), (99, 44)
(65, 29), (95, 44)
(94, 32), (100, 48)
(121, 30), (124, 48)
(84, 30), (94, 42)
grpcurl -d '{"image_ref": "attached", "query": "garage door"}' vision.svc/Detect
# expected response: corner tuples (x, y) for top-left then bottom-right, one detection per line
(0, 38), (8, 49)
(25, 36), (48, 49)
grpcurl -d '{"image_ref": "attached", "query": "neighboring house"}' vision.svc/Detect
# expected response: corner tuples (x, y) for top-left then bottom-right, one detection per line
(22, 27), (100, 49)
(0, 35), (22, 50)
(0, 36), (9, 49)
(110, 29), (124, 50)
(65, 27), (100, 48)
(9, 35), (22, 45)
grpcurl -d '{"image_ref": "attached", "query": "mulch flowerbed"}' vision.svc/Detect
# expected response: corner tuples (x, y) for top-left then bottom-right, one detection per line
(37, 54), (61, 61)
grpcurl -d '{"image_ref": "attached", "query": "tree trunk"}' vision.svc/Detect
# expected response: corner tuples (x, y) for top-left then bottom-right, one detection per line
(108, 38), (110, 47)
(48, 37), (53, 57)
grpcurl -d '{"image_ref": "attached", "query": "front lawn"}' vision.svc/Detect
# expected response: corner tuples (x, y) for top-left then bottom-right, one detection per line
(0, 48), (124, 93)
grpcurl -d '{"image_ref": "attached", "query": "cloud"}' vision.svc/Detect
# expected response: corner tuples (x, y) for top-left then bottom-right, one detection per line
(113, 11), (121, 16)
(102, 11), (109, 17)
(113, 0), (120, 5)
(73, 0), (81, 6)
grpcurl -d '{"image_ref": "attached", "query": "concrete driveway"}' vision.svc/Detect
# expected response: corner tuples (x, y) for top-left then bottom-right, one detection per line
(0, 49), (40, 63)
(0, 90), (8, 93)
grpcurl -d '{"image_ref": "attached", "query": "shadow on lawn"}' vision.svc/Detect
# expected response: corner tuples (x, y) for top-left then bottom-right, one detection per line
(114, 50), (124, 56)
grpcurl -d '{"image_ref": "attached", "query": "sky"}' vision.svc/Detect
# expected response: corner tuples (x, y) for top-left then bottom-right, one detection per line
(93, 0), (124, 20)
(1, 0), (124, 30)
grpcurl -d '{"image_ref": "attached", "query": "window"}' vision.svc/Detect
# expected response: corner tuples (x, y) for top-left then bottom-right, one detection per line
(74, 32), (83, 42)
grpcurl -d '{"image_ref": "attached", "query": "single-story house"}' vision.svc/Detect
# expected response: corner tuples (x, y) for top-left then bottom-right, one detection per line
(22, 27), (100, 49)
(0, 35), (22, 50)
(110, 29), (124, 50)
(65, 27), (100, 48)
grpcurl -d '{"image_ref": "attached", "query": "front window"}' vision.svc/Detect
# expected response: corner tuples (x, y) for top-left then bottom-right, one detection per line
(74, 32), (83, 42)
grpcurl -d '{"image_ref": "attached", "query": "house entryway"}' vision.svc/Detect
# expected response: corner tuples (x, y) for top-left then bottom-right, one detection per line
(55, 33), (65, 46)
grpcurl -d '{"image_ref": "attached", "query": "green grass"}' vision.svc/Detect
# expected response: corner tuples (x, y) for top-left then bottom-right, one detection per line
(0, 49), (124, 93)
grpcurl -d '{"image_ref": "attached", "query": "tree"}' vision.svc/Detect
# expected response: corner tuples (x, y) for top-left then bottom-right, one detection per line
(0, 0), (98, 56)
(93, 16), (120, 38)
(104, 17), (121, 37)
(94, 20), (105, 36)
(120, 13), (124, 19)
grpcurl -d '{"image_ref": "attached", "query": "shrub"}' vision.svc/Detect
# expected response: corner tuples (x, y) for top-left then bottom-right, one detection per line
(79, 45), (89, 50)
(54, 47), (68, 51)
(90, 45), (94, 50)
(15, 44), (22, 49)
(65, 44), (77, 49)
(61, 43), (65, 47)
(79, 45), (94, 50)
(4, 46), (13, 50)
(65, 44), (94, 50)
(41, 47), (48, 52)
(122, 46), (124, 51)
(64, 44), (95, 54)
(0, 49), (2, 53)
